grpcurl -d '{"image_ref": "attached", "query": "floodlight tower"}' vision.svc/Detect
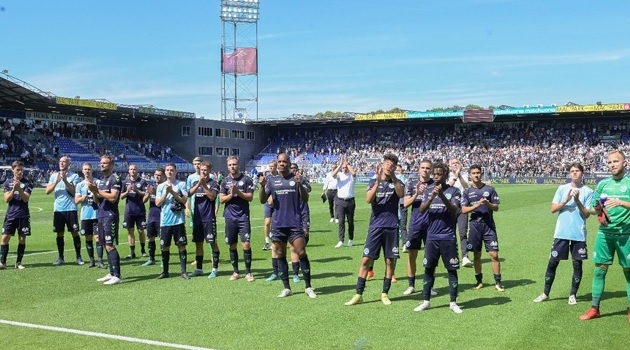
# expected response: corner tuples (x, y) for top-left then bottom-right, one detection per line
(220, 0), (259, 121)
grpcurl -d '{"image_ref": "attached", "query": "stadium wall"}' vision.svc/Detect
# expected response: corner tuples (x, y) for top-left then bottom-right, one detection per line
(139, 118), (271, 172)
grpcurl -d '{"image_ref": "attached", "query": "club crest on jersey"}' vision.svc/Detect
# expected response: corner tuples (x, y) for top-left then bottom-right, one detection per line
(483, 191), (489, 197)
(551, 250), (558, 257)
(621, 186), (628, 192)
(239, 181), (244, 186)
(388, 183), (395, 189)
(289, 181), (296, 186)
(445, 193), (452, 200)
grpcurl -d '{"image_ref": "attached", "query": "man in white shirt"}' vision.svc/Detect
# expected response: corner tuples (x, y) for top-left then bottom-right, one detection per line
(448, 158), (473, 267)
(334, 156), (357, 248)
(322, 163), (339, 223)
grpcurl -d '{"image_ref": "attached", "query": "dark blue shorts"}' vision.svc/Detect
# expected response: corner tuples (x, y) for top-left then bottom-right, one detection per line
(123, 214), (147, 231)
(423, 240), (460, 270)
(3, 217), (31, 237)
(225, 218), (251, 244)
(271, 227), (304, 244)
(160, 224), (187, 247)
(53, 211), (79, 234)
(146, 221), (160, 239)
(405, 224), (427, 250)
(467, 221), (499, 252)
(80, 219), (97, 236)
(363, 227), (399, 260)
(97, 217), (119, 246)
(263, 203), (274, 219)
(550, 238), (587, 261)
(192, 221), (217, 244)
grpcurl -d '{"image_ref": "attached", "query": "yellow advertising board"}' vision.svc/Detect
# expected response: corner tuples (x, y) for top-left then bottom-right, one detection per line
(354, 112), (406, 121)
(556, 103), (628, 113)
(56, 97), (117, 110)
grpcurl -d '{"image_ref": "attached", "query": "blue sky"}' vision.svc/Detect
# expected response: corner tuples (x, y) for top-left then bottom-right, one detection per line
(1, 0), (629, 120)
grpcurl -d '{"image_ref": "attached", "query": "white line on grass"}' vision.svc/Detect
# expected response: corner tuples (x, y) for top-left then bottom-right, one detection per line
(0, 319), (217, 350)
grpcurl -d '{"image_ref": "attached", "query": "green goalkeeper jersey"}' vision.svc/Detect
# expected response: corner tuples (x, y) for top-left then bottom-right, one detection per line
(592, 176), (630, 235)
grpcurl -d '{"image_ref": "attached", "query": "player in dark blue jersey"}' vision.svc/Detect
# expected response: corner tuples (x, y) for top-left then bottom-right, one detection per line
(121, 164), (149, 259)
(262, 160), (278, 252)
(414, 162), (463, 313)
(259, 153), (316, 298)
(189, 162), (220, 278)
(461, 165), (504, 292)
(289, 163), (311, 283)
(345, 153), (404, 306)
(90, 155), (123, 285)
(0, 161), (32, 270)
(220, 156), (256, 281)
(402, 159), (437, 296)
(142, 167), (165, 266)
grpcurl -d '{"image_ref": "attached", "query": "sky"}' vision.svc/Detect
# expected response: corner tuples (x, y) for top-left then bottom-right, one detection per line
(1, 0), (629, 120)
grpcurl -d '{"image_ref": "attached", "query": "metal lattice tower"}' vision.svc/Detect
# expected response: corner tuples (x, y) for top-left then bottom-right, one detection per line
(220, 0), (260, 121)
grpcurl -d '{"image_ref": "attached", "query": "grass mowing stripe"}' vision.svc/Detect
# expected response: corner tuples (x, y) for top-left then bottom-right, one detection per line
(0, 319), (218, 350)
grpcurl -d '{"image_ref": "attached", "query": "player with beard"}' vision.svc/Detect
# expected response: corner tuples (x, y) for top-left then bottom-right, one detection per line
(91, 155), (123, 285)
(259, 153), (316, 298)
(220, 156), (256, 281)
(141, 167), (165, 266)
(0, 161), (33, 270)
(414, 162), (463, 313)
(345, 154), (404, 306)
(580, 150), (630, 321)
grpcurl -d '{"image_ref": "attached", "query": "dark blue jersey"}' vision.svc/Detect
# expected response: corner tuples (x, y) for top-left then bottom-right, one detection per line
(97, 173), (122, 218)
(367, 178), (401, 228)
(3, 178), (32, 219)
(265, 173), (303, 229)
(122, 177), (147, 215)
(462, 184), (500, 228)
(422, 184), (460, 240)
(193, 178), (219, 223)
(147, 184), (161, 224)
(406, 178), (434, 230)
(300, 178), (312, 216)
(221, 173), (254, 220)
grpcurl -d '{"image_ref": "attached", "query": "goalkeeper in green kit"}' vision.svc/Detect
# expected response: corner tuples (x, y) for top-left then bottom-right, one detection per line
(580, 150), (630, 322)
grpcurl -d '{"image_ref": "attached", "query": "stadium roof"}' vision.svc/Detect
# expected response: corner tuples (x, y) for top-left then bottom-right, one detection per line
(0, 73), (195, 122)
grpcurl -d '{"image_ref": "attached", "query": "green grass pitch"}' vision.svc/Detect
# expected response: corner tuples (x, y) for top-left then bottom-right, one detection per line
(0, 184), (628, 350)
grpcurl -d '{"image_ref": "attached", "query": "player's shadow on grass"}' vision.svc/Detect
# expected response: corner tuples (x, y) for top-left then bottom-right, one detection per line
(310, 256), (354, 263)
(312, 283), (357, 295)
(309, 230), (331, 234)
(502, 278), (536, 289)
(458, 296), (511, 309)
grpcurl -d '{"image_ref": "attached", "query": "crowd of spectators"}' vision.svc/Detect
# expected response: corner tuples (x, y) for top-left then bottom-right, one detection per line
(265, 120), (630, 179)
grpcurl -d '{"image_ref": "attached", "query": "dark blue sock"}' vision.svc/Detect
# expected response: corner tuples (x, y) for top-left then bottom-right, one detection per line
(162, 250), (170, 274)
(423, 268), (436, 300)
(179, 250), (187, 273)
(299, 255), (312, 288)
(244, 249), (252, 274)
(229, 249), (239, 273)
(448, 269), (458, 302)
(277, 257), (290, 289)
